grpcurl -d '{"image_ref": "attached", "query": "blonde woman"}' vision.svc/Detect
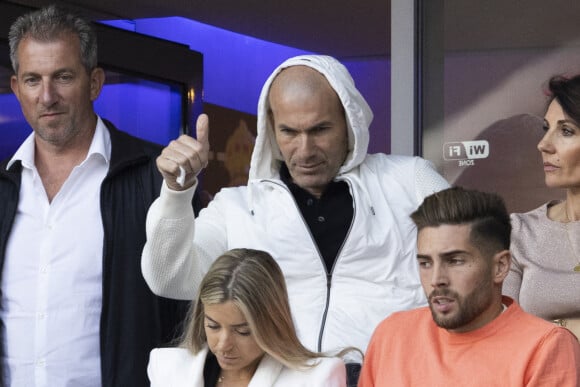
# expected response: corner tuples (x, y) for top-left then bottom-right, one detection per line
(147, 248), (348, 386)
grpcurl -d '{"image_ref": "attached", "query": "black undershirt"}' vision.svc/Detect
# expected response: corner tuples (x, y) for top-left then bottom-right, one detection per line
(280, 164), (354, 273)
(201, 167), (354, 385)
(203, 352), (220, 386)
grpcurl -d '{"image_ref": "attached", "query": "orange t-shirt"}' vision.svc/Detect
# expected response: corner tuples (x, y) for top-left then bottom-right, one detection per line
(359, 297), (580, 387)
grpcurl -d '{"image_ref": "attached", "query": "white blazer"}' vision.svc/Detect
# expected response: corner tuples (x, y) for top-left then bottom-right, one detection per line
(148, 347), (346, 386)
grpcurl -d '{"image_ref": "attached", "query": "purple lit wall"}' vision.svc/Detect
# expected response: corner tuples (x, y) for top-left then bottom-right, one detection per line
(101, 17), (390, 153)
(0, 94), (30, 160)
(1, 13), (390, 163)
(342, 57), (390, 154)
(102, 17), (310, 116)
(95, 79), (182, 146)
(0, 77), (182, 161)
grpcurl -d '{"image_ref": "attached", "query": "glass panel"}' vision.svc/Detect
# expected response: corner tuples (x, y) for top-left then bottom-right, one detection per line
(108, 17), (391, 154)
(419, 0), (580, 212)
(94, 69), (182, 146)
(0, 43), (27, 161)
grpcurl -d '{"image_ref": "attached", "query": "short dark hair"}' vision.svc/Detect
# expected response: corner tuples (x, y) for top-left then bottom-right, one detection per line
(9, 4), (97, 73)
(411, 186), (511, 256)
(547, 74), (580, 125)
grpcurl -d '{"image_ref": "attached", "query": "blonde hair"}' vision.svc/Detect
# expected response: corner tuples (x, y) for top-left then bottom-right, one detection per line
(179, 248), (353, 369)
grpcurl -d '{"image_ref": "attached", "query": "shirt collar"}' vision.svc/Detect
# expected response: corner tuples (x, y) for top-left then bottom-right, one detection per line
(6, 116), (111, 171)
(279, 162), (347, 201)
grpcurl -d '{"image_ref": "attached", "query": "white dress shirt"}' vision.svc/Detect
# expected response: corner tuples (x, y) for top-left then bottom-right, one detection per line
(1, 118), (111, 387)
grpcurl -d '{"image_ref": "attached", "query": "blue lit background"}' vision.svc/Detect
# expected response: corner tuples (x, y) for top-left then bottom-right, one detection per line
(102, 17), (390, 153)
(1, 16), (389, 162)
(0, 71), (183, 161)
(101, 17), (311, 115)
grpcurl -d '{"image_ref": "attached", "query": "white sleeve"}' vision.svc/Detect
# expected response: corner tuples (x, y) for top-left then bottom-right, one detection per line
(316, 358), (347, 387)
(147, 349), (159, 387)
(413, 157), (450, 202)
(141, 180), (222, 300)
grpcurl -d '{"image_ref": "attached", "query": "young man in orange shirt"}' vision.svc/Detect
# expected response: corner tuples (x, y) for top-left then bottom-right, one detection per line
(359, 187), (580, 386)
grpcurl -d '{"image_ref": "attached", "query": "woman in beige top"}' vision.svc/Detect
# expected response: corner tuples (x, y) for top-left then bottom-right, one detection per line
(503, 74), (580, 338)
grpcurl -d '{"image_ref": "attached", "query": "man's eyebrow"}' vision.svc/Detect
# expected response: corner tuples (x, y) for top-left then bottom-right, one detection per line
(416, 250), (468, 259)
(277, 121), (334, 131)
(19, 67), (75, 77)
(438, 250), (470, 260)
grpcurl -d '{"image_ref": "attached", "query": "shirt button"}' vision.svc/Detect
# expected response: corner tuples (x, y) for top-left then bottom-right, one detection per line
(317, 216), (326, 222)
(36, 358), (46, 368)
(37, 312), (46, 320)
(40, 266), (48, 274)
(307, 199), (314, 206)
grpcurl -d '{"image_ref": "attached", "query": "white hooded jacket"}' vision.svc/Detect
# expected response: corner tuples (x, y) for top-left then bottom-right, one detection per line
(142, 55), (449, 360)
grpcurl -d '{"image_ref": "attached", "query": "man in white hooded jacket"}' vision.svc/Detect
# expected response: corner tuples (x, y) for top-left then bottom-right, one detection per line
(142, 55), (449, 386)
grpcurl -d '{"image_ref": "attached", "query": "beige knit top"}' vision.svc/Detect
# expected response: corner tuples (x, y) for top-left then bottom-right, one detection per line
(503, 200), (580, 320)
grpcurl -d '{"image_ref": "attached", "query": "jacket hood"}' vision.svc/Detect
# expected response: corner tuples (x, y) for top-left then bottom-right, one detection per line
(249, 55), (373, 181)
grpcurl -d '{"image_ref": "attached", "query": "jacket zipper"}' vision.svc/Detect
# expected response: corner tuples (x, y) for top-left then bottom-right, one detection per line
(261, 179), (356, 352)
(316, 180), (356, 352)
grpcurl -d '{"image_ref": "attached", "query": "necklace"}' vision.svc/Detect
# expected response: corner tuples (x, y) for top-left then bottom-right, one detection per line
(563, 204), (580, 272)
(217, 373), (251, 384)
(216, 356), (260, 385)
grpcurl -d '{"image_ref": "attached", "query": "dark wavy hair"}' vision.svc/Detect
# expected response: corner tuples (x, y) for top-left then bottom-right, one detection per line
(547, 74), (580, 125)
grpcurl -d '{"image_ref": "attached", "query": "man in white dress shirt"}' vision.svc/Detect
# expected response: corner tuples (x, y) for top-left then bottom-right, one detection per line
(0, 5), (191, 387)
